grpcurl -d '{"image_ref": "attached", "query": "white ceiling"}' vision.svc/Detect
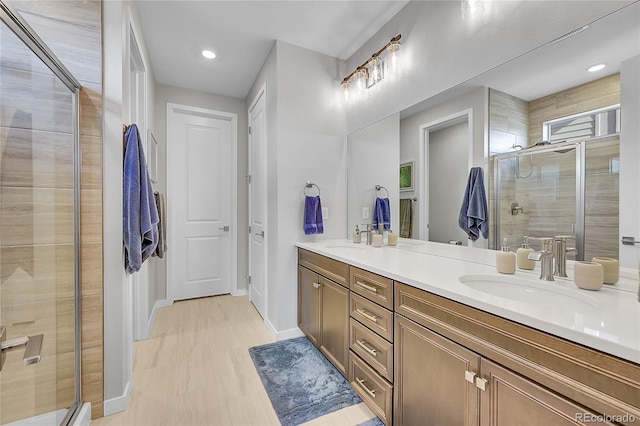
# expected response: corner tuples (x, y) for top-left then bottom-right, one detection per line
(133, 0), (409, 99)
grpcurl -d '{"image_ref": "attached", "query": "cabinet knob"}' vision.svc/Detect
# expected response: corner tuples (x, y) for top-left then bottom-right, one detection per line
(464, 370), (477, 384)
(475, 377), (488, 391)
(312, 282), (321, 289)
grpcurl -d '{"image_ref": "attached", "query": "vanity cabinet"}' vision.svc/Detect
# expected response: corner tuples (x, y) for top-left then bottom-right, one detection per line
(297, 249), (349, 376)
(394, 282), (638, 426)
(395, 315), (611, 425)
(297, 248), (640, 426)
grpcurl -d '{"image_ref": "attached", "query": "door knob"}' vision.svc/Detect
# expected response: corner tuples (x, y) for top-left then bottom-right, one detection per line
(255, 231), (265, 237)
(218, 225), (230, 232)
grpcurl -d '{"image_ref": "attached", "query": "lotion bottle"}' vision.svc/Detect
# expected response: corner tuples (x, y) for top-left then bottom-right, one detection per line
(496, 238), (516, 274)
(353, 225), (361, 244)
(516, 236), (535, 270)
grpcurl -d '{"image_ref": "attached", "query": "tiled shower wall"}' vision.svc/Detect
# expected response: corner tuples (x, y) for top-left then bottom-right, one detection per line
(489, 76), (620, 259)
(11, 0), (104, 419)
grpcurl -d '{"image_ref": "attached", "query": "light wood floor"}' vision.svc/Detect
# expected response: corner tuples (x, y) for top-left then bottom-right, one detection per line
(90, 295), (375, 426)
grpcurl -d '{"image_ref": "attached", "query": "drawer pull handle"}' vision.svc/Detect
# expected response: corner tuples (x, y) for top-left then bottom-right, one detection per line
(356, 377), (376, 398)
(356, 339), (377, 356)
(356, 308), (378, 323)
(356, 281), (378, 293)
(312, 282), (321, 289)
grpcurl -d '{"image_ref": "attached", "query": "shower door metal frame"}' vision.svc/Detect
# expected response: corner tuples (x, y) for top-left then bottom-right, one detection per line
(1, 2), (83, 425)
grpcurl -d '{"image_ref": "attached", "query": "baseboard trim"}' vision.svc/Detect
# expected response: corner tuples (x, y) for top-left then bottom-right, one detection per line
(263, 318), (304, 341)
(232, 288), (248, 296)
(276, 326), (305, 341)
(103, 380), (131, 416)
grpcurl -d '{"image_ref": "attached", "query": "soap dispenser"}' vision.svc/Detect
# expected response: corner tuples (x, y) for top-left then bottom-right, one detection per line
(516, 236), (535, 270)
(353, 225), (361, 244)
(496, 238), (516, 274)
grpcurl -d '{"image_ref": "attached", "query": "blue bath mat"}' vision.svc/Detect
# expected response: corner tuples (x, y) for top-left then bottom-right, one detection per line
(249, 336), (362, 425)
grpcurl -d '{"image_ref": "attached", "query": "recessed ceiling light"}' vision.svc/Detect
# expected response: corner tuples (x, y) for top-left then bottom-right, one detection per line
(587, 63), (606, 72)
(202, 50), (216, 59)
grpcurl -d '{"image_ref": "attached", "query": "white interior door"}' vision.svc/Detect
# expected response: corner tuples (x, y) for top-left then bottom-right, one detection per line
(248, 88), (267, 318)
(168, 105), (232, 301)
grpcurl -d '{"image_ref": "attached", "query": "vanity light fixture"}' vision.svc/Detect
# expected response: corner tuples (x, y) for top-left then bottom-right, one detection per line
(201, 49), (216, 59)
(587, 63), (607, 73)
(341, 34), (401, 100)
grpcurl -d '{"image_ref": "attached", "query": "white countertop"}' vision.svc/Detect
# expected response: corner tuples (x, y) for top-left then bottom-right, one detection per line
(296, 238), (640, 364)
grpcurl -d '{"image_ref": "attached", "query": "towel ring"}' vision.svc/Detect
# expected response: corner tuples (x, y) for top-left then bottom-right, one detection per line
(304, 181), (321, 197)
(375, 185), (389, 197)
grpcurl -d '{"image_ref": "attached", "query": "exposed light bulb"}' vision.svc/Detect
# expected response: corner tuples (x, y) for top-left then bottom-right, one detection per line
(202, 50), (216, 59)
(355, 69), (366, 95)
(387, 40), (400, 73)
(342, 79), (351, 101)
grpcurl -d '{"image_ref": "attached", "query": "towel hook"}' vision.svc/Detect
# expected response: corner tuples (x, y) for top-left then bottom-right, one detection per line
(375, 185), (389, 198)
(304, 181), (321, 197)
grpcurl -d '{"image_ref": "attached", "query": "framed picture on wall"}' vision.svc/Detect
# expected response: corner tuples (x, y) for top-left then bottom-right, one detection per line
(400, 161), (414, 192)
(148, 129), (158, 183)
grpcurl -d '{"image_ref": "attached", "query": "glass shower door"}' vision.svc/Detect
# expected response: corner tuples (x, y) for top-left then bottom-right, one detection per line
(0, 10), (80, 426)
(496, 146), (577, 254)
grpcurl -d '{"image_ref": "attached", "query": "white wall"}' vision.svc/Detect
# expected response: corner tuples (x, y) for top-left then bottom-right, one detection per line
(154, 84), (249, 294)
(620, 55), (640, 269)
(428, 122), (470, 244)
(400, 87), (487, 243)
(346, 1), (631, 134)
(102, 0), (127, 410)
(103, 1), (159, 413)
(246, 41), (347, 337)
(347, 114), (400, 238)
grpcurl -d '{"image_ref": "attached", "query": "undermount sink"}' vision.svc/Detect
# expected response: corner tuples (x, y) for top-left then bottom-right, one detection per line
(458, 274), (599, 310)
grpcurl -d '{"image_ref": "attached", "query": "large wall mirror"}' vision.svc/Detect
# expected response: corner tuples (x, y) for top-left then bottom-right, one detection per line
(347, 2), (640, 267)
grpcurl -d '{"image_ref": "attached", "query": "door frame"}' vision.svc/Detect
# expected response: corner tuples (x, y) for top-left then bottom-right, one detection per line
(166, 102), (238, 303)
(418, 108), (473, 245)
(247, 84), (268, 318)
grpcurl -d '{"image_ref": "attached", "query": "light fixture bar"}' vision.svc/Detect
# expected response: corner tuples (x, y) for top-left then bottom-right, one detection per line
(341, 34), (401, 87)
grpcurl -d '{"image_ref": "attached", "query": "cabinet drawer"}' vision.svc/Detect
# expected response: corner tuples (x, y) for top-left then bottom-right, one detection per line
(350, 293), (393, 343)
(350, 318), (393, 382)
(349, 351), (393, 426)
(298, 248), (349, 287)
(350, 267), (393, 310)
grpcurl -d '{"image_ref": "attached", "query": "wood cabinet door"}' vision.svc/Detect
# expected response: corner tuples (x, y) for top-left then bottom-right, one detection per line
(395, 315), (480, 426)
(479, 358), (614, 426)
(319, 276), (349, 376)
(298, 266), (320, 345)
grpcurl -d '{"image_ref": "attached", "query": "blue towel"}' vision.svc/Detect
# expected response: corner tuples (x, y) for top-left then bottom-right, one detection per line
(458, 167), (489, 241)
(123, 124), (159, 273)
(304, 195), (324, 235)
(373, 197), (390, 231)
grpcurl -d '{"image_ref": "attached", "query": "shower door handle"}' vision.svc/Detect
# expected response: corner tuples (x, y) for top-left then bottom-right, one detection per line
(622, 236), (640, 245)
(0, 326), (44, 371)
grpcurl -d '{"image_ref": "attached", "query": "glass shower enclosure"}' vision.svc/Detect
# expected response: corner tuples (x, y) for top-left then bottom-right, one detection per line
(1, 2), (82, 425)
(493, 135), (620, 262)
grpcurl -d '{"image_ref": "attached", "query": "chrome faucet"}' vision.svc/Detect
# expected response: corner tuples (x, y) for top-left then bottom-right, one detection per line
(528, 238), (555, 281)
(360, 224), (373, 245)
(554, 235), (577, 278)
